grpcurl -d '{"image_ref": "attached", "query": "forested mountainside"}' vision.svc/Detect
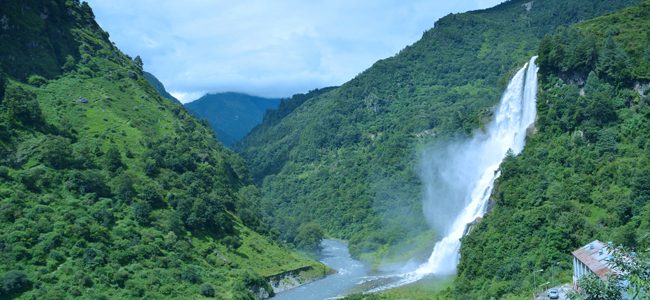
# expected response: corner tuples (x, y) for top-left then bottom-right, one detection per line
(455, 1), (650, 298)
(143, 72), (181, 105)
(185, 93), (282, 147)
(143, 72), (240, 147)
(0, 1), (322, 299)
(235, 0), (645, 265)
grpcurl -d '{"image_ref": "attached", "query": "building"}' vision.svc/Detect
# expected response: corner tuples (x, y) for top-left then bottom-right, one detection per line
(571, 240), (615, 287)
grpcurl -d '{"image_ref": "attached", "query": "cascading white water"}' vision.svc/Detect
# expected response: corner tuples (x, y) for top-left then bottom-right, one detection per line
(415, 56), (538, 275)
(363, 56), (538, 293)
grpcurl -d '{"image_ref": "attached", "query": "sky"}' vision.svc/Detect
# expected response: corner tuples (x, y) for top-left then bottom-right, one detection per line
(86, 0), (505, 103)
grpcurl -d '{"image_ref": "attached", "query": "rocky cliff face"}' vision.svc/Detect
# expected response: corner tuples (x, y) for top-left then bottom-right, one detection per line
(266, 265), (337, 295)
(249, 285), (271, 300)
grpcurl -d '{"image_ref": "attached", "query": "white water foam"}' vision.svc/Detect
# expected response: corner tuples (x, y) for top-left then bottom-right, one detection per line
(364, 56), (539, 293)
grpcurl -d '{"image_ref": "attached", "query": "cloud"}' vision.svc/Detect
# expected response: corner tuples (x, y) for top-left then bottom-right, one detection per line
(86, 0), (504, 103)
(168, 91), (205, 104)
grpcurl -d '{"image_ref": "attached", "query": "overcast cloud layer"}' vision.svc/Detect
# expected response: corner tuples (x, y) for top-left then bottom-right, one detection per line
(86, 0), (504, 103)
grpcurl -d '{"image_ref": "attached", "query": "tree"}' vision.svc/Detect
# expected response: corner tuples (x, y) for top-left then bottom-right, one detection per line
(113, 172), (135, 201)
(569, 273), (624, 300)
(134, 56), (143, 69)
(40, 135), (72, 169)
(595, 129), (618, 155)
(598, 37), (631, 86)
(66, 169), (109, 196)
(138, 183), (162, 206)
(0, 70), (6, 101)
(294, 222), (325, 252)
(61, 55), (76, 73)
(104, 146), (123, 172)
(498, 148), (518, 181)
(1, 271), (29, 294)
(133, 201), (151, 225)
(143, 158), (158, 177)
(80, 1), (95, 19)
(164, 231), (178, 248)
(584, 71), (601, 96)
(572, 34), (598, 74)
(587, 87), (617, 127)
(608, 236), (650, 300)
(4, 84), (42, 126)
(199, 283), (215, 297)
(113, 269), (129, 287)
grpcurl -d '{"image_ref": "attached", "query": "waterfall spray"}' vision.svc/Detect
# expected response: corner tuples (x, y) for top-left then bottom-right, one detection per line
(364, 56), (539, 293)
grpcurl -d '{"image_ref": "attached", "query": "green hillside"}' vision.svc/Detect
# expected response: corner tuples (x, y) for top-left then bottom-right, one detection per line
(0, 1), (321, 299)
(141, 73), (240, 148)
(455, 1), (650, 298)
(234, 0), (645, 265)
(185, 93), (281, 147)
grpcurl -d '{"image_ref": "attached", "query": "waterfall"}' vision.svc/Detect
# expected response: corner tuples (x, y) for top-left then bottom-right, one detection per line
(364, 56), (538, 293)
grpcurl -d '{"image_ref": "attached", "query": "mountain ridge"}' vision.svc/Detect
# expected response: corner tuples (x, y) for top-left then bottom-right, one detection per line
(143, 71), (181, 105)
(185, 92), (281, 147)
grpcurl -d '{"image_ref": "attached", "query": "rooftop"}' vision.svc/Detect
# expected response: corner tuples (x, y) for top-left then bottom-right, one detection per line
(571, 240), (614, 278)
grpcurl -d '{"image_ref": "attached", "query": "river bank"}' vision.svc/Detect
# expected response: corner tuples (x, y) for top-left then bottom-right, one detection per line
(272, 239), (367, 300)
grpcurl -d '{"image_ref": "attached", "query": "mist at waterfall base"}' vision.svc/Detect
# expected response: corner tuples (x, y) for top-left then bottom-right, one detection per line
(360, 57), (539, 293)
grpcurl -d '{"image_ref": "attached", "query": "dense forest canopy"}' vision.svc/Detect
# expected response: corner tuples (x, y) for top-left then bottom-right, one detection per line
(235, 0), (646, 265)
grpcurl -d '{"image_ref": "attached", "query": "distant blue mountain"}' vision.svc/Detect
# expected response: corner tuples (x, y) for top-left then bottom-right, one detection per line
(185, 92), (281, 147)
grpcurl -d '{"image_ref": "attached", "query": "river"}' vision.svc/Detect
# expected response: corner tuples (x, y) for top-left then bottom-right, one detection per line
(272, 239), (367, 300)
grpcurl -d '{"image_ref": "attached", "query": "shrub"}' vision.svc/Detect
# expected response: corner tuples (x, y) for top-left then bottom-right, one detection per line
(40, 135), (73, 169)
(181, 265), (201, 284)
(221, 236), (242, 250)
(27, 75), (47, 87)
(61, 55), (76, 72)
(199, 283), (215, 297)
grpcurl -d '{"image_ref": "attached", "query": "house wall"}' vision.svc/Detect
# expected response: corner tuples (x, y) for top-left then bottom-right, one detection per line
(572, 255), (596, 286)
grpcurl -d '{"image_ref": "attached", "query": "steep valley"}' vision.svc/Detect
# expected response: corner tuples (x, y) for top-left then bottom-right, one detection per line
(1, 0), (650, 299)
(235, 0), (646, 274)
